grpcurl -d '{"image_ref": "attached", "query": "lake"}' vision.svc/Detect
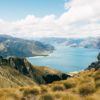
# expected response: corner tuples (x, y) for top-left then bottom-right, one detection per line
(28, 46), (100, 72)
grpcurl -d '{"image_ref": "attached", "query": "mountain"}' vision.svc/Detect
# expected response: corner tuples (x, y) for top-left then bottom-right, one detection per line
(0, 55), (99, 100)
(36, 37), (68, 45)
(79, 37), (100, 49)
(0, 56), (70, 88)
(64, 37), (100, 48)
(0, 63), (36, 88)
(37, 37), (100, 49)
(0, 35), (54, 57)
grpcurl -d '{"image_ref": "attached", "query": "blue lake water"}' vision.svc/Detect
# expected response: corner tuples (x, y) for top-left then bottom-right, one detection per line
(28, 46), (100, 72)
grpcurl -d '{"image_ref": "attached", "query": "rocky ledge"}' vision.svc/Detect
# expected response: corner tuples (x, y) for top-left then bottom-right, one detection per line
(87, 53), (100, 70)
(0, 56), (70, 84)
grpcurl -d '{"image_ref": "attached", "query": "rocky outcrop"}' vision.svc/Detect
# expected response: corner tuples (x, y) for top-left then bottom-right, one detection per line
(87, 53), (100, 70)
(0, 56), (31, 75)
(97, 53), (100, 61)
(0, 56), (70, 84)
(42, 73), (70, 84)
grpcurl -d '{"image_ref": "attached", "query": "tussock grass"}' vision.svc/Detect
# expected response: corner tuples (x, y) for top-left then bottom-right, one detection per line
(0, 69), (99, 100)
(95, 80), (100, 88)
(52, 84), (65, 91)
(78, 83), (95, 96)
(39, 93), (54, 100)
(84, 94), (100, 100)
(23, 87), (40, 96)
(63, 79), (76, 89)
(61, 93), (81, 100)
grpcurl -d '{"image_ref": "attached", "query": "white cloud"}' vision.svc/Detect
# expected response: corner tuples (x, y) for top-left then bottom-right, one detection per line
(0, 0), (100, 38)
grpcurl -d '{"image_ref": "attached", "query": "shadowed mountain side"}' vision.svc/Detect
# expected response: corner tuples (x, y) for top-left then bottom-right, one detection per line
(38, 37), (100, 49)
(0, 35), (54, 57)
(0, 56), (99, 100)
(87, 53), (100, 70)
(0, 56), (70, 87)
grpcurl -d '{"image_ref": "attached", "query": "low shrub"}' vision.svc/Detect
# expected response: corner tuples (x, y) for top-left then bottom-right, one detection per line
(23, 87), (40, 97)
(40, 85), (48, 93)
(52, 85), (65, 91)
(39, 93), (54, 100)
(64, 81), (76, 89)
(78, 83), (95, 96)
(96, 80), (100, 88)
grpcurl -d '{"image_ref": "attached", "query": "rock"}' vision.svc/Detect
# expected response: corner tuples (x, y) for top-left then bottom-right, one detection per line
(42, 73), (71, 84)
(87, 53), (100, 70)
(0, 56), (70, 84)
(97, 53), (100, 60)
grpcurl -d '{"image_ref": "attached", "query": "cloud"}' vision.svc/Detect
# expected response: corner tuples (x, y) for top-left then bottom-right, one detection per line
(0, 0), (100, 38)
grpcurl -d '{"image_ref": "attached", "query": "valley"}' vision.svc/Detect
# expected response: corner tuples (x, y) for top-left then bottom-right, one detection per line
(0, 0), (100, 99)
(0, 53), (99, 100)
(28, 45), (99, 72)
(0, 35), (100, 100)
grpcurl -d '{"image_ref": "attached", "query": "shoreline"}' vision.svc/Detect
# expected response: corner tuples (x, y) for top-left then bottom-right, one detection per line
(28, 55), (49, 58)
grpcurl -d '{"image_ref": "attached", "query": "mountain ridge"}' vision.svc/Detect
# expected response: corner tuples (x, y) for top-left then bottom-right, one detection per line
(0, 35), (54, 57)
(37, 37), (100, 49)
(0, 56), (70, 88)
(0, 53), (99, 99)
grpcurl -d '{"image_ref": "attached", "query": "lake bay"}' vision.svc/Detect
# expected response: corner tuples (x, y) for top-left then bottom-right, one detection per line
(28, 46), (99, 72)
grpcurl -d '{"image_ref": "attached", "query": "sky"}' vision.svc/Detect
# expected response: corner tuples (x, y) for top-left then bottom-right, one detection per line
(0, 0), (100, 38)
(0, 0), (65, 20)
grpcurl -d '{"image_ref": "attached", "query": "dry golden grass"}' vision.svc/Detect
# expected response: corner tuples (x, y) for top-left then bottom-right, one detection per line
(52, 84), (65, 91)
(0, 69), (99, 100)
(0, 66), (36, 88)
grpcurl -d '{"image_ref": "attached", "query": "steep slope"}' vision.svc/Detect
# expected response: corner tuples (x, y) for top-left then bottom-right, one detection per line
(65, 37), (100, 48)
(0, 66), (35, 88)
(79, 37), (100, 49)
(0, 56), (70, 87)
(87, 52), (100, 70)
(37, 37), (100, 49)
(0, 35), (54, 57)
(0, 57), (100, 100)
(37, 37), (68, 46)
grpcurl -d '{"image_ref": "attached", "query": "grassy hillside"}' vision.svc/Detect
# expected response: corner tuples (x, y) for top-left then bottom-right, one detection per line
(0, 56), (70, 88)
(0, 69), (99, 100)
(0, 53), (100, 100)
(0, 66), (36, 88)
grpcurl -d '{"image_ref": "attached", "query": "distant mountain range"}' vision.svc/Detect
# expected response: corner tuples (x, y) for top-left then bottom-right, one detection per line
(0, 35), (54, 57)
(36, 37), (68, 45)
(37, 37), (100, 49)
(0, 36), (99, 99)
(0, 35), (99, 58)
(78, 38), (100, 49)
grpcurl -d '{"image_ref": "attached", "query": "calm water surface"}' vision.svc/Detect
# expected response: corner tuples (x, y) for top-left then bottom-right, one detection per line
(28, 46), (99, 72)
